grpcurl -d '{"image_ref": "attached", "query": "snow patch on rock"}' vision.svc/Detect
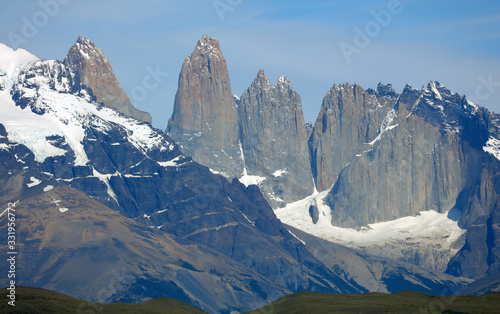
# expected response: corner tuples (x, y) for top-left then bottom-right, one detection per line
(276, 190), (466, 272)
(272, 169), (288, 177)
(27, 176), (41, 188)
(484, 137), (500, 161)
(59, 207), (69, 213)
(43, 185), (54, 192)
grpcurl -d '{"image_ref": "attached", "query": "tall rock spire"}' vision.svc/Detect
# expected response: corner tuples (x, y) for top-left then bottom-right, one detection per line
(167, 37), (313, 207)
(63, 36), (151, 123)
(238, 70), (314, 207)
(167, 35), (242, 176)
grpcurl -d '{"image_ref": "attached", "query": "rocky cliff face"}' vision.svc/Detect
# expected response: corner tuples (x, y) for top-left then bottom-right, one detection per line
(63, 36), (151, 123)
(3, 34), (500, 304)
(442, 110), (500, 280)
(167, 35), (242, 177)
(314, 81), (500, 280)
(238, 70), (314, 207)
(324, 82), (484, 228)
(309, 83), (397, 191)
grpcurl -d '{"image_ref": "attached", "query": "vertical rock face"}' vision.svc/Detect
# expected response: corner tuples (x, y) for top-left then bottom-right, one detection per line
(63, 36), (151, 123)
(167, 35), (242, 177)
(324, 82), (485, 228)
(167, 37), (313, 207)
(238, 70), (314, 206)
(446, 109), (500, 279)
(309, 83), (397, 191)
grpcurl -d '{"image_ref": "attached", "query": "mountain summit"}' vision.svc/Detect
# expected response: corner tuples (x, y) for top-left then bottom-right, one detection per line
(238, 70), (314, 206)
(63, 36), (151, 123)
(167, 35), (242, 177)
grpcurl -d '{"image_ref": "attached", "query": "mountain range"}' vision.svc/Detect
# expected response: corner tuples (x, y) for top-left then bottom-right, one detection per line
(0, 35), (498, 313)
(166, 35), (500, 283)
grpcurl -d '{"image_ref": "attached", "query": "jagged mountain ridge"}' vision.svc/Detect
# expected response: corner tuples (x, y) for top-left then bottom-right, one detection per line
(324, 81), (483, 227)
(321, 81), (500, 279)
(166, 36), (500, 284)
(278, 81), (500, 280)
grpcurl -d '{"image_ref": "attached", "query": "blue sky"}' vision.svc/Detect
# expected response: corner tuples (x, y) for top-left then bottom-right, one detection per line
(1, 0), (500, 129)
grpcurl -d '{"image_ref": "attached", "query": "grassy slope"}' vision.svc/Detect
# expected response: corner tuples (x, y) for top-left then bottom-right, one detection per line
(247, 290), (500, 314)
(0, 287), (207, 314)
(2, 287), (500, 313)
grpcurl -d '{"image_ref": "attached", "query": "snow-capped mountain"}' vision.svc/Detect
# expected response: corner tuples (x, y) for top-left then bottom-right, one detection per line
(63, 36), (151, 123)
(0, 38), (365, 313)
(0, 34), (497, 313)
(4, 50), (167, 169)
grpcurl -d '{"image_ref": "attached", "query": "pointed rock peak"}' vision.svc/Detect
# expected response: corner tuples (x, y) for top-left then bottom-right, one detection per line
(63, 36), (114, 84)
(426, 80), (454, 101)
(63, 36), (151, 123)
(325, 83), (340, 97)
(275, 75), (295, 92)
(168, 35), (240, 177)
(424, 81), (461, 104)
(65, 36), (106, 63)
(330, 82), (352, 93)
(399, 83), (422, 106)
(197, 34), (220, 48)
(257, 69), (266, 78)
(76, 36), (92, 45)
(193, 35), (223, 61)
(427, 80), (438, 90)
(403, 83), (415, 92)
(250, 70), (271, 89)
(427, 80), (448, 92)
(276, 75), (291, 86)
(353, 83), (364, 93)
(376, 82), (399, 98)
